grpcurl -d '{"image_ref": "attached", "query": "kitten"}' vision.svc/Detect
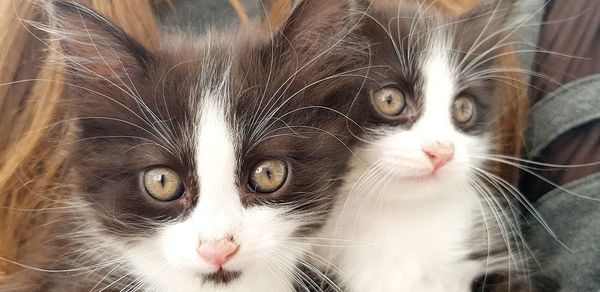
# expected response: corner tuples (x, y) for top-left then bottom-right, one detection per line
(315, 1), (559, 291)
(3, 0), (367, 291)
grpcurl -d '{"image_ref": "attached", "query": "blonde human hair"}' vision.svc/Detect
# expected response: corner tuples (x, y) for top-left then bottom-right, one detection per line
(0, 0), (163, 281)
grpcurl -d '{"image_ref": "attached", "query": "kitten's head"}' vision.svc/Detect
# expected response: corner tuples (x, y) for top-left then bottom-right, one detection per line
(47, 0), (366, 290)
(353, 1), (525, 197)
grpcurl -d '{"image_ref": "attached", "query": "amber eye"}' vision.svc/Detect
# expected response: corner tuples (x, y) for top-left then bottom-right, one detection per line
(248, 160), (288, 193)
(143, 167), (185, 201)
(371, 87), (406, 116)
(452, 95), (476, 124)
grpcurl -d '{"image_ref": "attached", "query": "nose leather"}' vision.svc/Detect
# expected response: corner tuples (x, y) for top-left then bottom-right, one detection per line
(422, 142), (454, 171)
(197, 237), (240, 267)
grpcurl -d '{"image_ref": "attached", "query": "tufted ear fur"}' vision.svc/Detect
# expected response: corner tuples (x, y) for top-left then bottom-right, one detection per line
(243, 0), (370, 110)
(45, 0), (152, 84)
(452, 0), (516, 59)
(272, 0), (367, 55)
(38, 0), (159, 139)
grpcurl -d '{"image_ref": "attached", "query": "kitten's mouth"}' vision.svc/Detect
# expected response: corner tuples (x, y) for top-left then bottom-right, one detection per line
(401, 173), (437, 182)
(202, 269), (241, 285)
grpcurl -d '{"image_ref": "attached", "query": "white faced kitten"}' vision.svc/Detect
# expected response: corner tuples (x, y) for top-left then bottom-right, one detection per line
(316, 2), (558, 292)
(4, 0), (368, 291)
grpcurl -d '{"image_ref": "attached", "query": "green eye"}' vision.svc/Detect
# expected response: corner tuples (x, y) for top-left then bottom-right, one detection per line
(371, 87), (406, 116)
(143, 167), (185, 201)
(248, 160), (288, 193)
(453, 95), (476, 124)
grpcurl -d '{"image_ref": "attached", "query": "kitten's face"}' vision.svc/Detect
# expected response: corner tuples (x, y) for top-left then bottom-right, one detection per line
(51, 0), (365, 290)
(354, 4), (510, 197)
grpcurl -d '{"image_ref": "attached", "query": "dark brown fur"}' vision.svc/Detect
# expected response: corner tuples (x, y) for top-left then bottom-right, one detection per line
(4, 0), (369, 291)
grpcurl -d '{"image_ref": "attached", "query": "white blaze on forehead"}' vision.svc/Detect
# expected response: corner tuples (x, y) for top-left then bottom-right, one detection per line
(194, 95), (243, 240)
(420, 36), (457, 134)
(197, 100), (237, 197)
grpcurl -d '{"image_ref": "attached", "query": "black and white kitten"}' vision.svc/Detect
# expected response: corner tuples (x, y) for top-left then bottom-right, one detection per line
(5, 0), (368, 291)
(316, 1), (559, 291)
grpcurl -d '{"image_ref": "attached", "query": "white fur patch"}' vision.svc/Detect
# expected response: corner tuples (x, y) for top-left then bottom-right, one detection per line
(119, 71), (304, 292)
(316, 34), (496, 291)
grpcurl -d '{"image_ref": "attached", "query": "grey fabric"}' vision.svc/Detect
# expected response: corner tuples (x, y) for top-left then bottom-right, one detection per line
(518, 0), (600, 198)
(523, 72), (600, 291)
(525, 74), (600, 158)
(524, 172), (600, 292)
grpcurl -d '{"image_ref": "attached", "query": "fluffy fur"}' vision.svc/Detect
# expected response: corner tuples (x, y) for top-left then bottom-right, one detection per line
(315, 2), (558, 291)
(2, 0), (369, 291)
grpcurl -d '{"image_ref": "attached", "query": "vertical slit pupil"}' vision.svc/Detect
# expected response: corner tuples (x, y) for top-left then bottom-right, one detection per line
(160, 174), (166, 187)
(266, 168), (272, 180)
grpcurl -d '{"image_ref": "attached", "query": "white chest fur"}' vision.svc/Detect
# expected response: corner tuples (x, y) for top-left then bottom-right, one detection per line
(316, 165), (485, 292)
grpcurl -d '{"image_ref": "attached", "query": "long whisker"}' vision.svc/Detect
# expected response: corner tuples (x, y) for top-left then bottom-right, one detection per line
(475, 156), (600, 201)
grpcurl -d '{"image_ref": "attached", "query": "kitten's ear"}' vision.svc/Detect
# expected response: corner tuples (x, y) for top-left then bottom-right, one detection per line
(274, 0), (366, 52)
(453, 0), (527, 54)
(45, 0), (152, 80)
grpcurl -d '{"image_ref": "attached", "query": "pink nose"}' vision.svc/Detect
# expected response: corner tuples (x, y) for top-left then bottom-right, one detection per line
(197, 237), (240, 267)
(422, 142), (454, 171)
